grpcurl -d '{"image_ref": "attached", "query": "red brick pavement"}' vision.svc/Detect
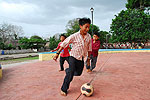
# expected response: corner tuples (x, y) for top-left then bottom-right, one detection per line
(0, 52), (150, 100)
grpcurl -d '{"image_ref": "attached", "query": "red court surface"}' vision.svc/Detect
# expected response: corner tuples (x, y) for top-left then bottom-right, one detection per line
(0, 52), (150, 100)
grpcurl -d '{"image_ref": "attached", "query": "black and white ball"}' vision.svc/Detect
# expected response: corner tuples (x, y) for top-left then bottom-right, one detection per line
(81, 83), (94, 96)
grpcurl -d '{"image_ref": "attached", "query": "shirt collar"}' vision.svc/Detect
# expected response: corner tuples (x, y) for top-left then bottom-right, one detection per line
(79, 30), (88, 40)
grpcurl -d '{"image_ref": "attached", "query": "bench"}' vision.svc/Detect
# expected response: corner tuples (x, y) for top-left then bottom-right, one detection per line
(39, 52), (56, 61)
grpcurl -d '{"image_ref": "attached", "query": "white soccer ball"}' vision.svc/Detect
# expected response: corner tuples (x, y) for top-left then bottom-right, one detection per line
(81, 83), (94, 96)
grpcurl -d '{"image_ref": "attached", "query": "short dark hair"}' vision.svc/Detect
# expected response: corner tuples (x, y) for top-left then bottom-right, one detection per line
(93, 32), (100, 37)
(60, 34), (67, 38)
(79, 18), (91, 26)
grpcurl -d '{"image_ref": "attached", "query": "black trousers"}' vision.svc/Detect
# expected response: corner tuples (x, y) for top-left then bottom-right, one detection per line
(59, 56), (69, 70)
(61, 56), (84, 93)
(86, 55), (98, 71)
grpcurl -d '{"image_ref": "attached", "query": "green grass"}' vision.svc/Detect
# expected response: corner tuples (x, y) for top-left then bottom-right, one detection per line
(1, 56), (39, 62)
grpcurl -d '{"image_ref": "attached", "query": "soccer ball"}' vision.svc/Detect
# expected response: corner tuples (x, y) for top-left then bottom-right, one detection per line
(81, 83), (94, 96)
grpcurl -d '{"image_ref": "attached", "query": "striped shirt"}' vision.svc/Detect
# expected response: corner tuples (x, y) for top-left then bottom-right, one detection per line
(60, 31), (92, 60)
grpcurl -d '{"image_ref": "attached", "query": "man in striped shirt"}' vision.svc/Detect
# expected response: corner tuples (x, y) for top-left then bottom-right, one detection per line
(53, 18), (92, 96)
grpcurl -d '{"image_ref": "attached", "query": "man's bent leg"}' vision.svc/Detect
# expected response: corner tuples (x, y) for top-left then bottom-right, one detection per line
(61, 56), (76, 93)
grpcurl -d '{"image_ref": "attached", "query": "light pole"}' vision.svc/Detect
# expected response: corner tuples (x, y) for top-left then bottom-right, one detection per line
(90, 7), (94, 35)
(106, 34), (108, 49)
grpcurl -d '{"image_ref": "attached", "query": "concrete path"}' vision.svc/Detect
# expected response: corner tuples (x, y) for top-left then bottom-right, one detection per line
(0, 52), (150, 100)
(2, 60), (39, 69)
(0, 53), (38, 60)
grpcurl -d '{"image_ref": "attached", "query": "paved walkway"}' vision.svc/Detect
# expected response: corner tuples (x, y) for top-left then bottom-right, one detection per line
(0, 53), (38, 60)
(0, 52), (150, 100)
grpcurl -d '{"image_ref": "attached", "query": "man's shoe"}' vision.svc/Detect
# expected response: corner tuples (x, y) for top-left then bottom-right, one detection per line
(89, 70), (92, 73)
(87, 69), (92, 73)
(59, 69), (64, 72)
(87, 69), (90, 72)
(60, 90), (67, 96)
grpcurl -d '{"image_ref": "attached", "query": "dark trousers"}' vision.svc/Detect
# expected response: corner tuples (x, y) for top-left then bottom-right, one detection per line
(59, 56), (69, 70)
(86, 55), (98, 71)
(61, 56), (84, 93)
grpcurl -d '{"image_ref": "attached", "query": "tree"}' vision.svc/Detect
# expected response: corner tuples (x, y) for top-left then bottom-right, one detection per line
(0, 23), (24, 50)
(65, 18), (80, 37)
(49, 36), (60, 50)
(126, 0), (150, 10)
(19, 35), (47, 51)
(88, 24), (100, 36)
(30, 35), (47, 51)
(7, 44), (13, 50)
(99, 31), (112, 48)
(65, 18), (100, 37)
(0, 23), (24, 43)
(18, 37), (30, 49)
(99, 31), (110, 44)
(110, 9), (150, 45)
(0, 37), (4, 49)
